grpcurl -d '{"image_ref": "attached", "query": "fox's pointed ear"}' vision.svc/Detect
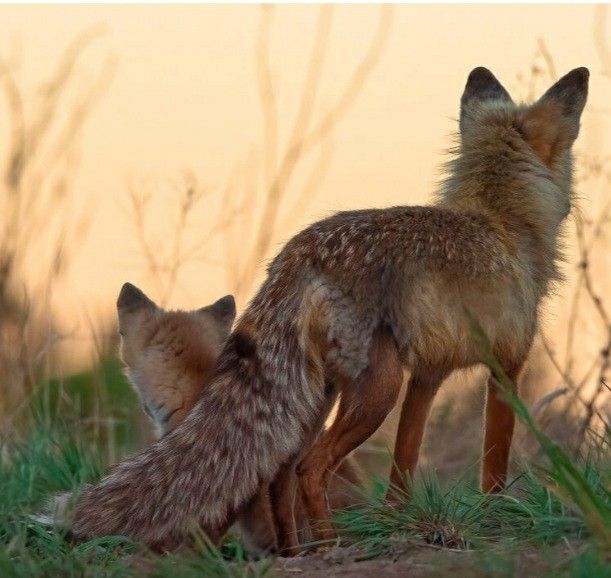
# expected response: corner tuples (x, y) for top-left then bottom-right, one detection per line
(460, 67), (512, 131)
(537, 67), (589, 140)
(117, 283), (157, 331)
(117, 283), (156, 313)
(198, 295), (236, 334)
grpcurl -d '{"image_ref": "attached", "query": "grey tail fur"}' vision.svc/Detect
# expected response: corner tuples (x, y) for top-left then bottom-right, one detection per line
(71, 274), (326, 547)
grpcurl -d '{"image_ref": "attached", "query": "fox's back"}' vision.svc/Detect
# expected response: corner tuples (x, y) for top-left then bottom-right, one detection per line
(256, 206), (533, 373)
(280, 206), (513, 279)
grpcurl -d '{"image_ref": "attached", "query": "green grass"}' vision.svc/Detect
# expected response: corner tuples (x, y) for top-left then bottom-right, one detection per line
(334, 465), (609, 569)
(330, 318), (611, 575)
(2, 430), (606, 578)
(0, 353), (609, 577)
(0, 359), (270, 578)
(24, 356), (144, 453)
(0, 424), (271, 578)
(467, 313), (611, 551)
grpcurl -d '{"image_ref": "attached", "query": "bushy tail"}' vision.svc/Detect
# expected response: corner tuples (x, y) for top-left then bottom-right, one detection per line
(71, 299), (326, 547)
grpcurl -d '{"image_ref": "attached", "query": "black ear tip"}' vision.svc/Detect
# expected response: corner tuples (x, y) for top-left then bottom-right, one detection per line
(540, 67), (590, 115)
(557, 67), (589, 89)
(200, 294), (236, 325)
(572, 67), (590, 84)
(117, 282), (152, 311)
(465, 67), (502, 92)
(462, 67), (512, 106)
(216, 294), (236, 317)
(120, 282), (138, 293)
(574, 67), (589, 79)
(467, 67), (495, 84)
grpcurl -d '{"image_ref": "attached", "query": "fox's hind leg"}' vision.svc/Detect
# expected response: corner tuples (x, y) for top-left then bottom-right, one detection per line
(270, 383), (339, 554)
(268, 462), (300, 554)
(237, 485), (278, 557)
(297, 328), (403, 542)
(481, 364), (522, 493)
(386, 368), (448, 500)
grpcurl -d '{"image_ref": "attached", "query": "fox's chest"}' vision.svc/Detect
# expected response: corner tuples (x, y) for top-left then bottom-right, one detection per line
(398, 273), (537, 368)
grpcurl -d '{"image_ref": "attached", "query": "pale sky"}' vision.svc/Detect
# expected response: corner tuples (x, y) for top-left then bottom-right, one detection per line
(0, 4), (609, 365)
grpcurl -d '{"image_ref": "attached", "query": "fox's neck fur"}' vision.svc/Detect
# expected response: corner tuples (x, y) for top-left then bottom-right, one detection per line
(437, 127), (572, 295)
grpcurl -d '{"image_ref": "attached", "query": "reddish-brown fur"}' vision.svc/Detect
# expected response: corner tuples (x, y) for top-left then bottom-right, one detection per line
(298, 327), (403, 540)
(70, 67), (588, 550)
(388, 368), (448, 494)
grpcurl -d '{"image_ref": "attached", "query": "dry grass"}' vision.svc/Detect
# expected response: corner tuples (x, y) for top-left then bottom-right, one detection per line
(0, 29), (113, 430)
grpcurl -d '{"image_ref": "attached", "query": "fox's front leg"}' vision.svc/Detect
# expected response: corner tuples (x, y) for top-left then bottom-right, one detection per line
(481, 364), (523, 493)
(386, 368), (447, 501)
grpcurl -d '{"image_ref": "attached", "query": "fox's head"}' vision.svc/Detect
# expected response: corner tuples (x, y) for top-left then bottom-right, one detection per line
(445, 66), (589, 230)
(116, 282), (236, 436)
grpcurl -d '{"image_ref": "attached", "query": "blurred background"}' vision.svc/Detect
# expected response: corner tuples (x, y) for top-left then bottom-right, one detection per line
(0, 4), (608, 478)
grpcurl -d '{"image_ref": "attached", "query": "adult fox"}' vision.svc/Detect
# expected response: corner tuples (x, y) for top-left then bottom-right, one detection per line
(71, 66), (589, 550)
(116, 282), (361, 554)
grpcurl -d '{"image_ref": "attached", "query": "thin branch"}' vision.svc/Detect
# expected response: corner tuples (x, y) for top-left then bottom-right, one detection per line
(536, 37), (557, 82)
(594, 5), (611, 79)
(298, 6), (393, 156)
(256, 5), (278, 191)
(234, 6), (393, 296)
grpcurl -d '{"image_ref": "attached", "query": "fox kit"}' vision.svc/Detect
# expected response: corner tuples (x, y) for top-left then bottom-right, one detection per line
(118, 284), (236, 436)
(117, 282), (361, 553)
(72, 67), (588, 549)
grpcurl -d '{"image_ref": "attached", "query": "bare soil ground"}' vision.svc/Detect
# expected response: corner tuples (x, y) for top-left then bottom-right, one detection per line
(273, 543), (577, 578)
